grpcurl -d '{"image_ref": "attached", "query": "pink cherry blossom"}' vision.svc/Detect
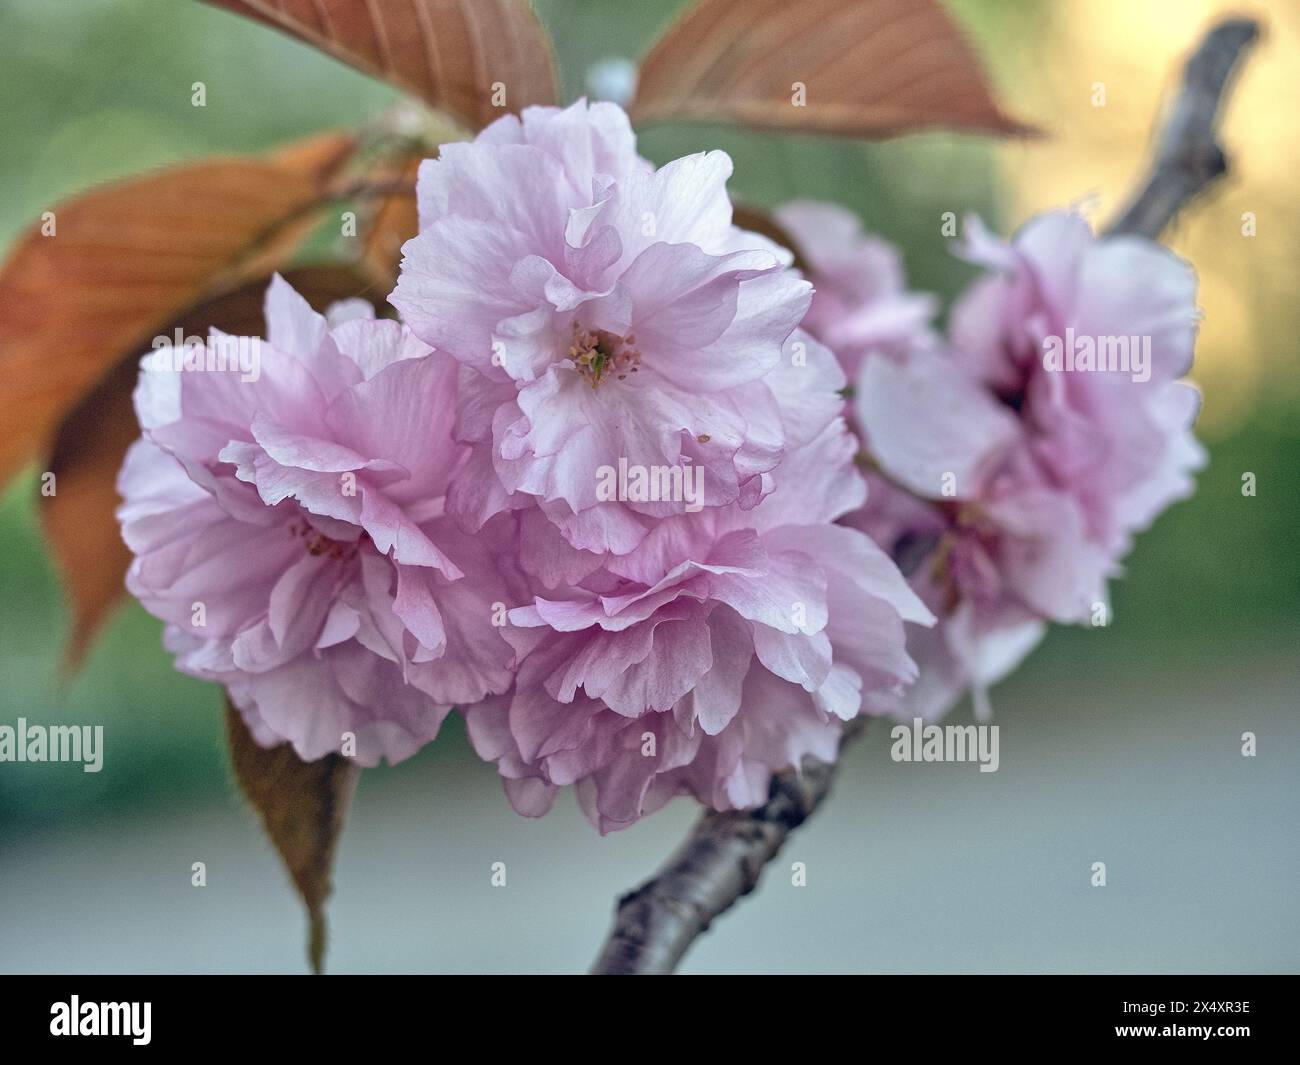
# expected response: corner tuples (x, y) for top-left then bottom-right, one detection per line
(792, 208), (1204, 719)
(462, 367), (933, 831)
(947, 212), (1204, 557)
(775, 199), (937, 378)
(391, 100), (814, 555)
(118, 276), (518, 766)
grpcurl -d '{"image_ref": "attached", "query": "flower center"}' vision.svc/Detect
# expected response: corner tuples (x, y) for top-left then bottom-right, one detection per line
(288, 519), (359, 562)
(569, 322), (640, 388)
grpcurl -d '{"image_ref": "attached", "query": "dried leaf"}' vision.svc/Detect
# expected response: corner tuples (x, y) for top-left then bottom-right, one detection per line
(39, 265), (379, 669)
(630, 0), (1032, 139)
(225, 698), (360, 974)
(0, 132), (355, 488)
(202, 0), (558, 130)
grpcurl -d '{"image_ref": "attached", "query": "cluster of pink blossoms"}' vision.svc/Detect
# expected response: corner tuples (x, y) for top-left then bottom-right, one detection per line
(781, 202), (1204, 720)
(118, 101), (1201, 829)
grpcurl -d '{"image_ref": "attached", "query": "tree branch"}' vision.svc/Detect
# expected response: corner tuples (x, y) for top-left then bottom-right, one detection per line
(1107, 17), (1259, 239)
(589, 15), (1260, 976)
(591, 718), (866, 974)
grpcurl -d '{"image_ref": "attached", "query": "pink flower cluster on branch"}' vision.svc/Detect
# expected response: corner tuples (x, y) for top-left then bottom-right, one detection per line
(782, 202), (1204, 721)
(117, 101), (1202, 831)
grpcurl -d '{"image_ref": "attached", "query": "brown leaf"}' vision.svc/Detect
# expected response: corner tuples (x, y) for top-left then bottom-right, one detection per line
(40, 265), (380, 669)
(39, 358), (140, 671)
(357, 152), (423, 291)
(225, 698), (360, 974)
(629, 0), (1033, 139)
(202, 0), (558, 131)
(351, 109), (469, 289)
(0, 131), (356, 489)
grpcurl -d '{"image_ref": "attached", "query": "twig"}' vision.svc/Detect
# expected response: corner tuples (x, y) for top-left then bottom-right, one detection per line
(592, 718), (866, 975)
(1108, 18), (1259, 239)
(589, 15), (1260, 976)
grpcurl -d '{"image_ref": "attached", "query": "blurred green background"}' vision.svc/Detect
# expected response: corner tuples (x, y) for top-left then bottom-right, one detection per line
(0, 0), (1295, 973)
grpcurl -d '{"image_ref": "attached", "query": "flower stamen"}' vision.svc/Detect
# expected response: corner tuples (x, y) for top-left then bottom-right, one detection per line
(570, 322), (641, 388)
